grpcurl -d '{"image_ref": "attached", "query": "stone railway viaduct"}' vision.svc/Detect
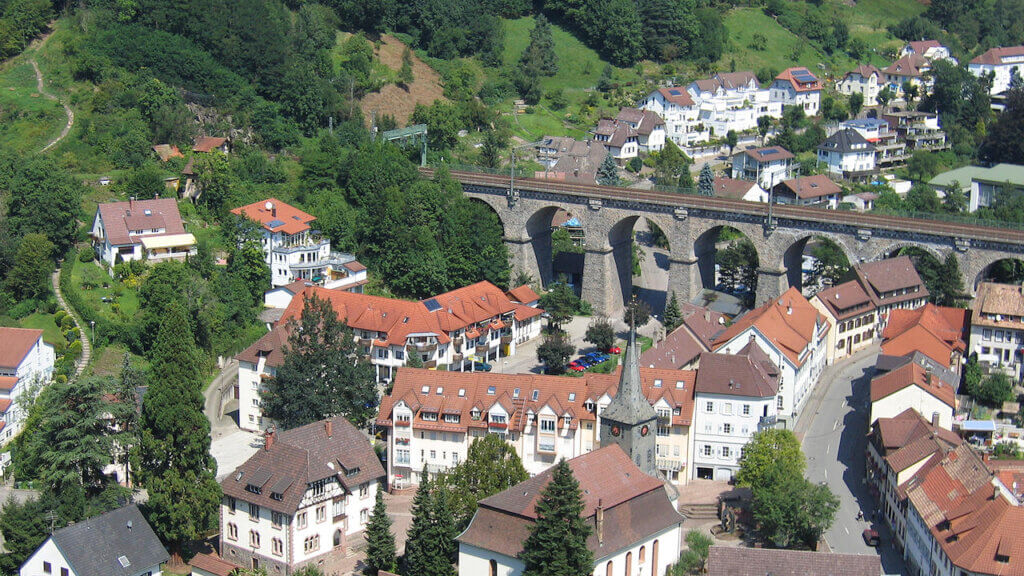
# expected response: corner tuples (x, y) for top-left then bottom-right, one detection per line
(427, 169), (1024, 317)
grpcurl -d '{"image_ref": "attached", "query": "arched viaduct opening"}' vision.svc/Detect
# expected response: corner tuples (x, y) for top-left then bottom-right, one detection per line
(607, 216), (672, 320)
(974, 258), (1024, 290)
(694, 225), (760, 308)
(781, 236), (852, 297)
(526, 206), (586, 293)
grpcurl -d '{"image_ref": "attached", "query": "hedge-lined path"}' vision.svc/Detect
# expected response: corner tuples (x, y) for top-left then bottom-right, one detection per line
(51, 265), (90, 380)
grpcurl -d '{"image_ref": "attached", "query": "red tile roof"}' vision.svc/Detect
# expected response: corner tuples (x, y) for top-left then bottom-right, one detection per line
(741, 146), (795, 163)
(151, 144), (183, 162)
(711, 177), (760, 200)
(853, 255), (928, 306)
(0, 328), (44, 370)
(774, 67), (822, 92)
(844, 64), (882, 81)
(814, 280), (875, 322)
(884, 54), (930, 77)
(778, 175), (842, 199)
(695, 343), (779, 398)
(908, 40), (942, 53)
(881, 304), (966, 366)
(971, 45), (1024, 66)
(376, 366), (697, 433)
(713, 287), (827, 367)
(506, 284), (539, 304)
(706, 546), (881, 576)
(189, 553), (239, 576)
(231, 198), (316, 236)
(641, 304), (726, 369)
(870, 360), (956, 408)
(192, 136), (227, 153)
(655, 87), (695, 107)
(0, 377), (17, 393)
(95, 198), (187, 247)
(0, 399), (12, 414)
(236, 324), (290, 368)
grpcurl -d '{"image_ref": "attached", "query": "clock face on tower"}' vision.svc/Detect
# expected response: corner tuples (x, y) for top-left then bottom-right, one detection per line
(611, 425), (621, 437)
(640, 425), (649, 437)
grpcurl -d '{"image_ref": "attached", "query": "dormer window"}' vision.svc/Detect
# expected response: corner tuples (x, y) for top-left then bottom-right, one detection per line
(422, 412), (438, 422)
(513, 388), (521, 398)
(568, 392), (576, 402)
(653, 379), (662, 388)
(471, 408), (481, 420)
(458, 388), (465, 397)
(563, 415), (571, 426)
(421, 386), (430, 394)
(487, 386), (496, 395)
(436, 387), (443, 395)
(345, 467), (360, 478)
(531, 390), (539, 401)
(246, 484), (262, 495)
(444, 413), (460, 423)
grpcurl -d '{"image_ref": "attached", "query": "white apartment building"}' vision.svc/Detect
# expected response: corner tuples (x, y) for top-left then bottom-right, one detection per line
(969, 45), (1024, 95)
(837, 65), (882, 106)
(220, 417), (384, 574)
(91, 197), (197, 265)
(817, 128), (876, 180)
(614, 108), (666, 152)
(691, 347), (780, 481)
(900, 40), (954, 62)
(236, 282), (544, 431)
(731, 146), (794, 190)
(971, 281), (1024, 379)
(687, 71), (782, 138)
(770, 68), (822, 114)
(639, 88), (707, 146)
(713, 287), (829, 427)
(232, 198), (365, 289)
(375, 365), (697, 488)
(0, 327), (55, 444)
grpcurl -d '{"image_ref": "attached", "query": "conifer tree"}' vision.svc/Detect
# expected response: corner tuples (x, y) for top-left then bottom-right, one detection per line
(520, 460), (593, 576)
(663, 291), (683, 333)
(403, 472), (437, 576)
(364, 486), (396, 575)
(698, 163), (714, 196)
(597, 154), (620, 186)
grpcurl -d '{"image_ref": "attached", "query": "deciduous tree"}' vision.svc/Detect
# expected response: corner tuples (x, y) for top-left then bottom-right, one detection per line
(537, 331), (575, 374)
(584, 317), (615, 352)
(3, 233), (54, 301)
(443, 434), (529, 529)
(736, 429), (805, 491)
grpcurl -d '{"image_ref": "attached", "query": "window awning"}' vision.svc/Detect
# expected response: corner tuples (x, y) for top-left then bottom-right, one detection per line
(140, 233), (196, 250)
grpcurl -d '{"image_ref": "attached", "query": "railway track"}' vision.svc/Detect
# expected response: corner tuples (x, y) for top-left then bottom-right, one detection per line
(424, 167), (1024, 246)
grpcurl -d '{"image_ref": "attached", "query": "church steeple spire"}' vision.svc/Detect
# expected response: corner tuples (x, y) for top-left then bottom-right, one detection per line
(599, 309), (658, 477)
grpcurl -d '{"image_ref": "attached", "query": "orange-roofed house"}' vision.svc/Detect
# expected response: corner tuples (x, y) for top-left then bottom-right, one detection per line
(970, 281), (1024, 380)
(712, 287), (829, 426)
(770, 67), (822, 115)
(91, 197), (196, 266)
(457, 445), (684, 576)
(236, 282), (545, 432)
(870, 356), (957, 429)
(0, 327), (55, 445)
(231, 198), (366, 290)
(881, 303), (967, 372)
(375, 360), (696, 487)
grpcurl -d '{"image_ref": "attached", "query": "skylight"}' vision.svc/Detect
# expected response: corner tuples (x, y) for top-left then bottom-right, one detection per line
(421, 385), (430, 394)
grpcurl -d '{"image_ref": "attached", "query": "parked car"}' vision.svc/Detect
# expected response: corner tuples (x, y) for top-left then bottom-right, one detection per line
(472, 361), (492, 372)
(606, 346), (622, 354)
(586, 352), (609, 363)
(862, 529), (879, 547)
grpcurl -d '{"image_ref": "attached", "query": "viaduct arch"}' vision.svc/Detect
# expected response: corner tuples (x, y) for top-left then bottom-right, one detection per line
(452, 170), (1024, 317)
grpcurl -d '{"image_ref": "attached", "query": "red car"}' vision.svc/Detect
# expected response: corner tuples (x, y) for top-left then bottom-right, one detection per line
(606, 346), (622, 354)
(862, 529), (879, 546)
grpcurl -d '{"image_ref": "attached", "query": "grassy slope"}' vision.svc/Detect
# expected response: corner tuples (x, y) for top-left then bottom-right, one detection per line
(20, 312), (64, 348)
(0, 60), (66, 155)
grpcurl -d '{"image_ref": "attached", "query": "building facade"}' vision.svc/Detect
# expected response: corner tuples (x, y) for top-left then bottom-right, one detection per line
(91, 198), (197, 265)
(969, 45), (1024, 95)
(220, 417), (384, 574)
(730, 146), (794, 190)
(639, 88), (706, 147)
(0, 327), (55, 445)
(687, 71), (782, 138)
(970, 281), (1024, 379)
(837, 65), (882, 106)
(770, 68), (822, 114)
(817, 128), (876, 181)
(811, 281), (878, 363)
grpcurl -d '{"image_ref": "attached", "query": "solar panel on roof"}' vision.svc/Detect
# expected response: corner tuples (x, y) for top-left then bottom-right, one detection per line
(669, 89), (682, 95)
(424, 298), (442, 312)
(267, 219), (285, 228)
(758, 149), (778, 156)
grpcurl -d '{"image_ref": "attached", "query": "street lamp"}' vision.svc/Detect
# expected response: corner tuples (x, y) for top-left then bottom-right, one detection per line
(90, 320), (95, 343)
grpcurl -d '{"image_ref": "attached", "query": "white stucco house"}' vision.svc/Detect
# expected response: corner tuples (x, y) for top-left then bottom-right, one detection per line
(731, 146), (794, 190)
(817, 128), (876, 181)
(687, 71), (782, 137)
(870, 355), (957, 430)
(614, 108), (666, 152)
(837, 65), (883, 106)
(970, 281), (1024, 379)
(969, 45), (1024, 95)
(20, 505), (168, 576)
(220, 417), (384, 574)
(691, 348), (780, 481)
(91, 197), (196, 266)
(457, 445), (683, 576)
(712, 287), (829, 428)
(770, 68), (821, 114)
(639, 87), (707, 146)
(0, 327), (55, 445)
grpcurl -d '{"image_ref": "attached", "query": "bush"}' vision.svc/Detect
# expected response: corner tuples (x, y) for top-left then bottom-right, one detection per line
(67, 340), (82, 357)
(78, 248), (95, 263)
(6, 299), (38, 320)
(627, 157), (643, 173)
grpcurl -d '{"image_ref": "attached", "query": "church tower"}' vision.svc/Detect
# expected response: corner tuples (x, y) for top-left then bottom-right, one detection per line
(600, 323), (659, 478)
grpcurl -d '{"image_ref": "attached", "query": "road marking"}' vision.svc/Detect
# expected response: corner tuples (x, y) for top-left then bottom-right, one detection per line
(834, 420), (839, 431)
(827, 443), (831, 455)
(844, 526), (850, 535)
(824, 469), (828, 480)
(842, 400), (847, 408)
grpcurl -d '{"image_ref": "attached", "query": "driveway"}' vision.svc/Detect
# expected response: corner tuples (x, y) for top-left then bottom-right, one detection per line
(799, 346), (905, 572)
(204, 358), (260, 480)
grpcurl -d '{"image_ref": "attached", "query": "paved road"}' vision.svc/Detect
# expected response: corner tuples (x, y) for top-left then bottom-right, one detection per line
(800, 345), (904, 573)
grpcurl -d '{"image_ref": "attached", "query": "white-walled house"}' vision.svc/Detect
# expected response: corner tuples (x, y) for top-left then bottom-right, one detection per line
(231, 198), (364, 289)
(614, 108), (666, 152)
(817, 128), (876, 181)
(687, 71), (782, 138)
(220, 417), (384, 574)
(375, 365), (697, 488)
(882, 54), (932, 96)
(731, 146), (794, 190)
(236, 282), (545, 430)
(711, 177), (767, 203)
(970, 281), (1024, 379)
(20, 504), (168, 576)
(457, 445), (683, 576)
(900, 40), (954, 62)
(639, 88), (707, 146)
(770, 68), (821, 114)
(592, 118), (639, 162)
(870, 356), (957, 429)
(969, 45), (1024, 95)
(837, 65), (883, 106)
(0, 327), (55, 444)
(691, 347), (780, 481)
(91, 198), (196, 266)
(712, 287), (829, 428)
(772, 175), (843, 208)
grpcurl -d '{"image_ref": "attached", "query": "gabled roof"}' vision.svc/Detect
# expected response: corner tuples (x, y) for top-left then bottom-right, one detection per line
(881, 304), (967, 366)
(152, 144), (183, 162)
(872, 407), (961, 456)
(706, 546), (881, 576)
(506, 284), (540, 304)
(711, 177), (762, 200)
(458, 445), (684, 560)
(236, 324), (290, 368)
(843, 64), (882, 81)
(221, 416), (384, 515)
(641, 304), (726, 369)
(814, 280), (875, 321)
(193, 136), (227, 153)
(870, 360), (956, 408)
(691, 71), (759, 93)
(0, 327), (43, 370)
(231, 198), (316, 236)
(738, 146), (794, 163)
(653, 87), (695, 107)
(883, 53), (930, 77)
(774, 67), (822, 92)
(695, 343), (780, 398)
(971, 45), (1024, 66)
(713, 287), (827, 367)
(592, 118), (638, 148)
(818, 128), (875, 155)
(777, 175), (842, 199)
(189, 553), (239, 576)
(95, 198), (187, 247)
(853, 255), (927, 300)
(42, 504), (169, 576)
(973, 281), (1024, 329)
(907, 40), (942, 53)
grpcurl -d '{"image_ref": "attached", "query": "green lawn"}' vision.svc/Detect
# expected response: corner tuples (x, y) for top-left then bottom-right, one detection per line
(69, 257), (141, 324)
(718, 9), (836, 75)
(0, 61), (66, 154)
(20, 312), (65, 350)
(89, 344), (150, 379)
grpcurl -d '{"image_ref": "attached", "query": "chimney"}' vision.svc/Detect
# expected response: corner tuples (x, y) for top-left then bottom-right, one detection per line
(596, 498), (604, 546)
(326, 420), (333, 438)
(932, 412), (941, 427)
(786, 305), (793, 315)
(264, 429), (275, 450)
(129, 196), (135, 212)
(704, 310), (711, 322)
(126, 520), (133, 531)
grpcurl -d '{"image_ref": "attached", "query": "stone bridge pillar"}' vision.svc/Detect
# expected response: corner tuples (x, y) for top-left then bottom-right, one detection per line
(755, 267), (787, 307)
(505, 234), (542, 287)
(582, 247), (617, 317)
(667, 255), (700, 304)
